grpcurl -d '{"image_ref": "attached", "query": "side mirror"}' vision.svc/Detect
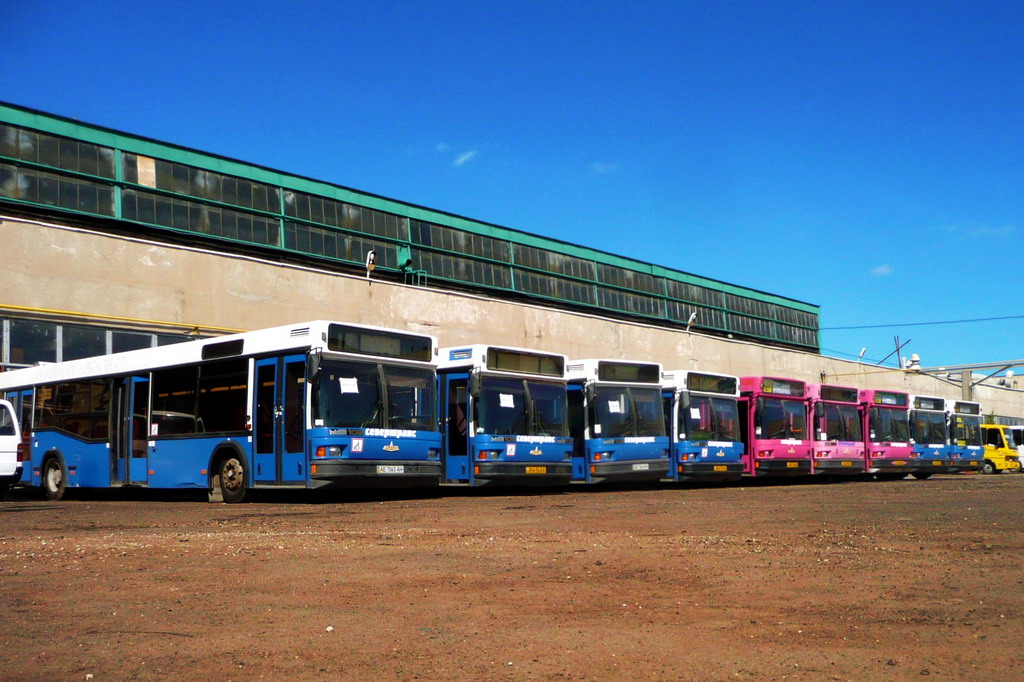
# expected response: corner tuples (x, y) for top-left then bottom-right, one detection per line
(469, 370), (480, 398)
(308, 349), (322, 383)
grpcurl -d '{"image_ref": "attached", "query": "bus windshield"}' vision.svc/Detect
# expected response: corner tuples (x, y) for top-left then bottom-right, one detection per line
(911, 411), (947, 445)
(315, 359), (436, 430)
(823, 403), (862, 441)
(869, 407), (910, 443)
(591, 386), (665, 438)
(685, 395), (740, 442)
(758, 397), (806, 440)
(477, 377), (569, 437)
(953, 415), (982, 446)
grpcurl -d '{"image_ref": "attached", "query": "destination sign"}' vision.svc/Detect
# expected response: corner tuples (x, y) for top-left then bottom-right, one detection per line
(597, 361), (661, 384)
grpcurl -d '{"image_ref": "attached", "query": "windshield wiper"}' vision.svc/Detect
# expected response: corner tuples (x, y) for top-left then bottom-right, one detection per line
(358, 396), (383, 428)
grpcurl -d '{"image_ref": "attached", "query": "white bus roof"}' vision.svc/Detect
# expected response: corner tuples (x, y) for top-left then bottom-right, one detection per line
(945, 398), (982, 414)
(565, 359), (663, 384)
(661, 369), (740, 396)
(437, 344), (568, 378)
(909, 394), (947, 411)
(0, 320), (437, 390)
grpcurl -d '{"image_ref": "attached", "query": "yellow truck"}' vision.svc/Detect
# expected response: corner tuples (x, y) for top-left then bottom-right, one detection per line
(980, 424), (1022, 474)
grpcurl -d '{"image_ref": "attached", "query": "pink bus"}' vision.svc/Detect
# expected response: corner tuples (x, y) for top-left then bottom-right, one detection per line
(807, 384), (865, 475)
(739, 377), (812, 476)
(860, 389), (913, 480)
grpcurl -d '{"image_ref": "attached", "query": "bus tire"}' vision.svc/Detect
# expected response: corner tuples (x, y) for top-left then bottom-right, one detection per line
(981, 460), (996, 475)
(217, 453), (247, 503)
(42, 456), (67, 501)
(911, 472), (932, 480)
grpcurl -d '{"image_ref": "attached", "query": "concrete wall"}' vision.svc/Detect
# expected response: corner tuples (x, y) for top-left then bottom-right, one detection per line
(4, 213), (1022, 417)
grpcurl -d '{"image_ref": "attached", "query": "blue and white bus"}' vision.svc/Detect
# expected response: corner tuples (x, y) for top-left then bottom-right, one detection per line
(437, 345), (573, 486)
(908, 394), (953, 479)
(946, 399), (984, 473)
(0, 321), (442, 502)
(564, 359), (669, 483)
(662, 370), (744, 482)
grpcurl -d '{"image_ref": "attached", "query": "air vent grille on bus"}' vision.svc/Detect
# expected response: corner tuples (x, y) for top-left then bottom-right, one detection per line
(290, 327), (310, 337)
(567, 363), (585, 372)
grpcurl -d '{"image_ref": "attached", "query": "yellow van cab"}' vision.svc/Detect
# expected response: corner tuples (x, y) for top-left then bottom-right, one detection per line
(980, 424), (1022, 474)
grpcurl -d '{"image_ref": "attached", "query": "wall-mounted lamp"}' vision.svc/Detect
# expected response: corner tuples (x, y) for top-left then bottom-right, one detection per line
(365, 250), (377, 280)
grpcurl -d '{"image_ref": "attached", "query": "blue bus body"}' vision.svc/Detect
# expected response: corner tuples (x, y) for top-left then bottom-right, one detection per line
(662, 371), (744, 482)
(908, 395), (954, 478)
(565, 360), (669, 484)
(946, 399), (984, 473)
(438, 346), (573, 486)
(0, 321), (443, 502)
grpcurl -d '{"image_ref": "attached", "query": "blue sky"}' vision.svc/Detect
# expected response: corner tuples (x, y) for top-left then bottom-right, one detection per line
(4, 1), (1022, 369)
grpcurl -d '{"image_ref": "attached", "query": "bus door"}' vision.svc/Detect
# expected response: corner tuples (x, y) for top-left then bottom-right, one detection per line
(442, 373), (470, 482)
(111, 376), (149, 485)
(253, 355), (307, 484)
(14, 389), (34, 484)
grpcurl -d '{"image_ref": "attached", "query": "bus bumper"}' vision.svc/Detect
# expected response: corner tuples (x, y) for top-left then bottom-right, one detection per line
(309, 460), (441, 488)
(581, 459), (669, 484)
(951, 461), (982, 473)
(471, 462), (573, 486)
(673, 461), (744, 481)
(912, 460), (956, 474)
(811, 459), (865, 475)
(868, 460), (913, 475)
(752, 460), (811, 476)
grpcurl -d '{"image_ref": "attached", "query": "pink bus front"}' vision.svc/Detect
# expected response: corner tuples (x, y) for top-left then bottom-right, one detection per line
(739, 377), (812, 477)
(806, 384), (865, 475)
(860, 389), (913, 480)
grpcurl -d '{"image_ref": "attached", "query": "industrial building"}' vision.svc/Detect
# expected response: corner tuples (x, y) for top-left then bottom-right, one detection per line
(1, 102), (1020, 418)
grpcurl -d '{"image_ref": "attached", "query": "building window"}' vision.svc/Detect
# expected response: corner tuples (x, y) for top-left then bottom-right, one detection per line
(8, 319), (57, 365)
(62, 325), (107, 361)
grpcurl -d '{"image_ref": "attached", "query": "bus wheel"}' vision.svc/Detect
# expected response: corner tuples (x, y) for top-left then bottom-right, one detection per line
(218, 455), (247, 503)
(981, 461), (996, 475)
(911, 472), (933, 480)
(42, 457), (67, 501)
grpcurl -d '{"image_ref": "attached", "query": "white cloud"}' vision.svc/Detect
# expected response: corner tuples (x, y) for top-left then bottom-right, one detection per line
(589, 162), (617, 175)
(968, 224), (1016, 237)
(453, 150), (478, 167)
(435, 142), (450, 153)
(871, 264), (893, 276)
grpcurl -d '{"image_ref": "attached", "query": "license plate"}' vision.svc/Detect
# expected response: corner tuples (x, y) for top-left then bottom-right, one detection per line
(713, 465), (728, 472)
(525, 466), (547, 474)
(631, 462), (650, 471)
(933, 461), (942, 466)
(786, 461), (799, 468)
(841, 461), (853, 467)
(376, 465), (404, 474)
(893, 460), (906, 466)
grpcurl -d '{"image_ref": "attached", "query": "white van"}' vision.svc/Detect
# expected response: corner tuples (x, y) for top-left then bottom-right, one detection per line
(1011, 426), (1024, 462)
(0, 398), (22, 499)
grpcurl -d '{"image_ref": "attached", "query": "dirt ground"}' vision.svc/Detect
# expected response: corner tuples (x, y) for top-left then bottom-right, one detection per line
(1, 473), (1022, 681)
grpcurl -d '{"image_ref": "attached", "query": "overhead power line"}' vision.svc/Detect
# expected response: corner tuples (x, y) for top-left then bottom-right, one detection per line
(822, 314), (1024, 331)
